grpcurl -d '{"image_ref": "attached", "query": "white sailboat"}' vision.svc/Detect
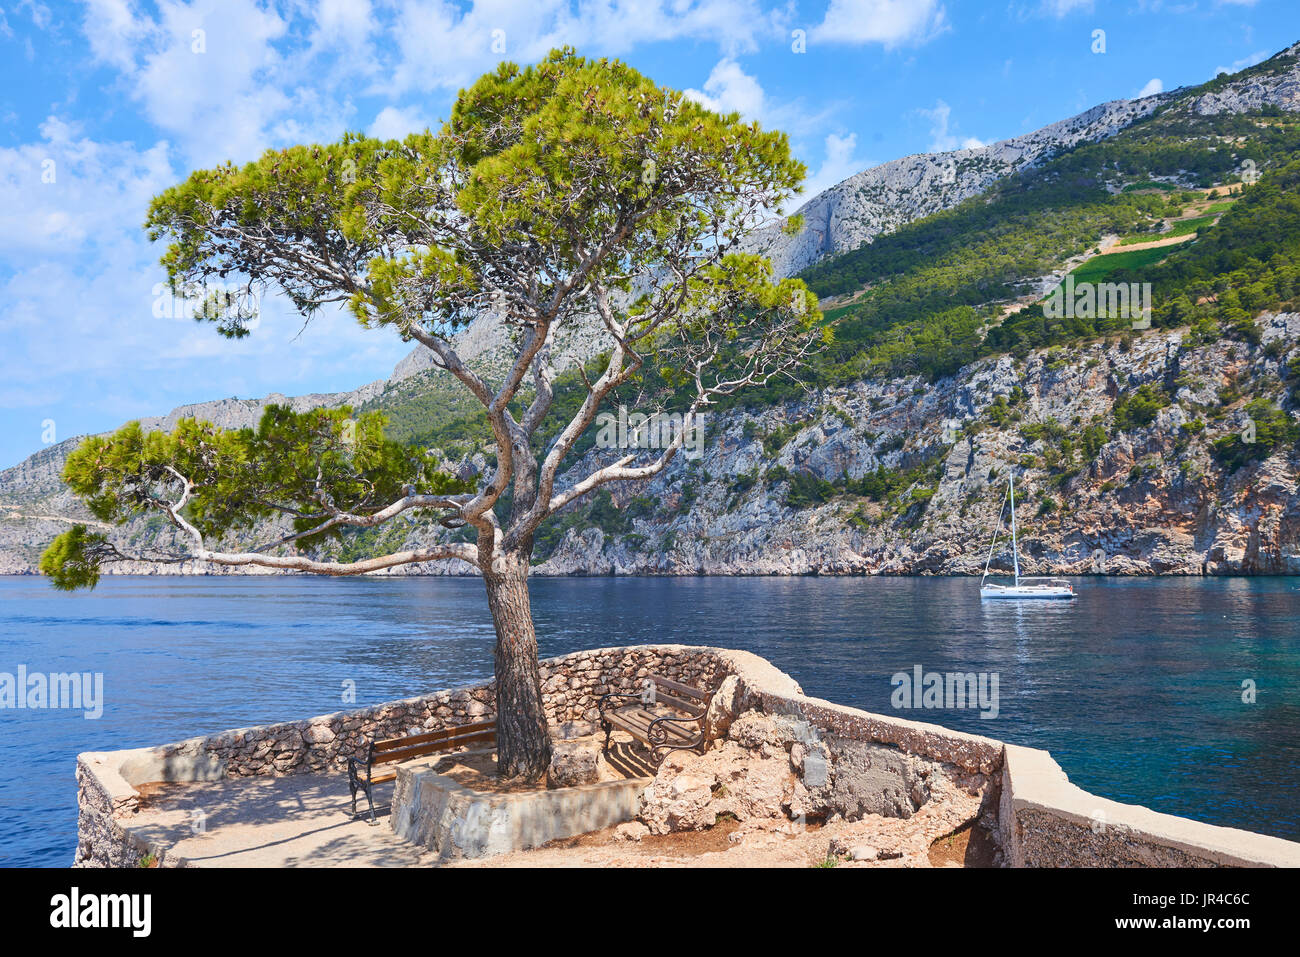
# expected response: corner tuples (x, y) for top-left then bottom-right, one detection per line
(980, 472), (1075, 600)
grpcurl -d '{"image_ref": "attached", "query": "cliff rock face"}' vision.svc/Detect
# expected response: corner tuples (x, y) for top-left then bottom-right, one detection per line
(526, 314), (1300, 577)
(39, 315), (1293, 580)
(1184, 42), (1300, 116)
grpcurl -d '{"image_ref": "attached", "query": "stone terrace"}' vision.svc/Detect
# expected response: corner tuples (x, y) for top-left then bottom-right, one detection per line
(76, 645), (1300, 869)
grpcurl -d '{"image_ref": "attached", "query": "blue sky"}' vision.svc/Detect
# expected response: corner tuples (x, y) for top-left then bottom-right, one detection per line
(1, 0), (1297, 470)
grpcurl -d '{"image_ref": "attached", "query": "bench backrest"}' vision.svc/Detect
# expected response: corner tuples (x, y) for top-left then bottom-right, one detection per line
(371, 719), (496, 766)
(644, 675), (709, 717)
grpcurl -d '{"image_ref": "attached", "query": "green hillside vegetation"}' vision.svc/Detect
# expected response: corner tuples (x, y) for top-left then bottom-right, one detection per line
(1122, 180), (1179, 193)
(1201, 200), (1237, 215)
(359, 371), (489, 453)
(1212, 398), (1300, 470)
(996, 157), (1300, 353)
(798, 110), (1300, 379)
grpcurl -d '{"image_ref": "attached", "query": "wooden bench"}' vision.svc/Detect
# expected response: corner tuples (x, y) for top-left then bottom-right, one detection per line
(598, 675), (710, 767)
(347, 720), (495, 824)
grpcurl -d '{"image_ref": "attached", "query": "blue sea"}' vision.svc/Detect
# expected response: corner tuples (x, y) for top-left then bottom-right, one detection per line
(1, 574), (1298, 866)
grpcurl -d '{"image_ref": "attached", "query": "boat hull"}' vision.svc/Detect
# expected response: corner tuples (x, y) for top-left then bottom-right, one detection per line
(980, 585), (1075, 600)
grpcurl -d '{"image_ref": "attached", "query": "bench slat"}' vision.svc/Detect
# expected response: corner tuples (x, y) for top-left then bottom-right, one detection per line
(373, 729), (496, 766)
(374, 719), (495, 752)
(606, 707), (700, 744)
(598, 676), (709, 768)
(603, 709), (651, 735)
(648, 675), (710, 701)
(649, 690), (706, 716)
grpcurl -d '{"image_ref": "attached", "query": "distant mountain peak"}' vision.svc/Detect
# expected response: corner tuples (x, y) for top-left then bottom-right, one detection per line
(745, 39), (1300, 281)
(744, 96), (1168, 279)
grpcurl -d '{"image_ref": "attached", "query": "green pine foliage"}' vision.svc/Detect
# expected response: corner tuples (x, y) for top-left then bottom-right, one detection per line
(41, 406), (473, 583)
(1212, 399), (1300, 470)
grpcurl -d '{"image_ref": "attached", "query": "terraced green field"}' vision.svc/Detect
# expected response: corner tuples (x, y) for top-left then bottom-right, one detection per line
(1117, 214), (1217, 246)
(1069, 244), (1179, 284)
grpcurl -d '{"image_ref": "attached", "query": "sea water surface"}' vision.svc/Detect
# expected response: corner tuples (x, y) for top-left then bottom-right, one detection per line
(2, 573), (1298, 866)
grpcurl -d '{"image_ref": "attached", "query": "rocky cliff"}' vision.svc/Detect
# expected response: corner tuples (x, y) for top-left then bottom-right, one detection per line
(525, 313), (1300, 577)
(28, 312), (1293, 579)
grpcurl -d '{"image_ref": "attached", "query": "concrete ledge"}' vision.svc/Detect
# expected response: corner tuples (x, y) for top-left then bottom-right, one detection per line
(118, 748), (227, 786)
(391, 760), (651, 861)
(708, 647), (1300, 867)
(1000, 744), (1300, 867)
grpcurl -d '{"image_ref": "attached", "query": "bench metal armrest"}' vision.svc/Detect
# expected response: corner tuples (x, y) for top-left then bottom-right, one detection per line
(647, 713), (704, 746)
(598, 691), (643, 713)
(347, 743), (376, 783)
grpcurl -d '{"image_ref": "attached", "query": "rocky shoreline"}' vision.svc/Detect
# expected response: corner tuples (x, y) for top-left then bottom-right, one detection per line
(5, 314), (1298, 580)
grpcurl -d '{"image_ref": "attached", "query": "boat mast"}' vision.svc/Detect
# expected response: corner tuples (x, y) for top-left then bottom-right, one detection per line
(1009, 472), (1020, 585)
(980, 480), (1006, 586)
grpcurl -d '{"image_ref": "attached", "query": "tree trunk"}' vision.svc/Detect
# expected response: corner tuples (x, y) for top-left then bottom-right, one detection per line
(483, 553), (552, 780)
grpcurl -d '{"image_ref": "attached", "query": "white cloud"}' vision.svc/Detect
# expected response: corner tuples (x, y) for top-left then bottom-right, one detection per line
(682, 60), (864, 215)
(683, 58), (767, 119)
(14, 0), (52, 30)
(369, 105), (429, 140)
(811, 0), (949, 48)
(1040, 0), (1094, 16)
(386, 0), (777, 95)
(682, 57), (838, 142)
(1136, 77), (1163, 98)
(80, 0), (363, 166)
(793, 132), (867, 207)
(1214, 50), (1268, 77)
(80, 0), (148, 70)
(0, 116), (173, 260)
(137, 0), (295, 161)
(312, 0), (376, 47)
(917, 99), (983, 152)
(305, 0), (382, 81)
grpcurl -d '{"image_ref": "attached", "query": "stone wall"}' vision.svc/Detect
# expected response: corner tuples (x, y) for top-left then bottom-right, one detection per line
(75, 643), (1300, 868)
(75, 759), (153, 868)
(702, 648), (1300, 867)
(96, 646), (725, 785)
